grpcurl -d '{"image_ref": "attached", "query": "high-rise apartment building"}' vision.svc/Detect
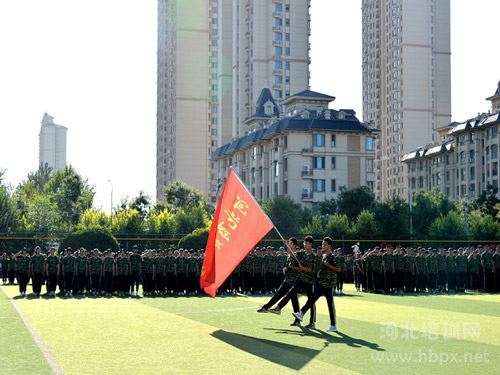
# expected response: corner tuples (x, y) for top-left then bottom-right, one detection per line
(39, 113), (67, 173)
(156, 0), (212, 200)
(157, 0), (311, 202)
(362, 0), (451, 200)
(228, 0), (311, 140)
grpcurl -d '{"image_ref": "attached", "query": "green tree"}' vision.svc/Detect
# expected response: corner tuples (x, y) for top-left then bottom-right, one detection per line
(161, 181), (213, 214)
(475, 184), (500, 219)
(25, 195), (63, 234)
(147, 209), (175, 234)
(411, 190), (455, 239)
(44, 166), (94, 226)
(468, 210), (500, 240)
(325, 214), (351, 239)
(77, 209), (110, 231)
(262, 196), (306, 237)
(336, 186), (375, 221)
(374, 197), (410, 240)
(174, 206), (209, 235)
(428, 211), (468, 241)
(0, 186), (20, 232)
(60, 229), (119, 251)
(317, 198), (337, 216)
(352, 210), (379, 240)
(111, 209), (144, 234)
(178, 227), (209, 250)
(299, 216), (326, 237)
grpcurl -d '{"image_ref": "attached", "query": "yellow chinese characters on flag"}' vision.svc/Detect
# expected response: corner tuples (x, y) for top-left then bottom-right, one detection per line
(200, 169), (274, 297)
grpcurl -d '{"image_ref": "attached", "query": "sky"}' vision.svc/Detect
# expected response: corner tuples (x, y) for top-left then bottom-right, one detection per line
(0, 0), (498, 211)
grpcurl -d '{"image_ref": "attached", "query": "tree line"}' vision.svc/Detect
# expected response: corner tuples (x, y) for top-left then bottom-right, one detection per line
(0, 166), (499, 251)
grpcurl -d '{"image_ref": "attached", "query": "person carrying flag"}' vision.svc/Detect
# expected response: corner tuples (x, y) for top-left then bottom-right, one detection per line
(293, 237), (340, 333)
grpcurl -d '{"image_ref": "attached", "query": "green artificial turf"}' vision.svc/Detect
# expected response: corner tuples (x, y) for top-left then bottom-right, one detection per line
(1, 284), (499, 374)
(0, 287), (52, 375)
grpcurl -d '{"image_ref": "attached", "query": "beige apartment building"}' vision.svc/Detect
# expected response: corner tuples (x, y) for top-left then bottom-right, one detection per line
(213, 90), (377, 207)
(402, 84), (500, 200)
(362, 0), (451, 200)
(157, 0), (311, 203)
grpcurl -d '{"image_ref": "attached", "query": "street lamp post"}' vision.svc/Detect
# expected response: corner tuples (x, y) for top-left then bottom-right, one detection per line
(107, 179), (113, 227)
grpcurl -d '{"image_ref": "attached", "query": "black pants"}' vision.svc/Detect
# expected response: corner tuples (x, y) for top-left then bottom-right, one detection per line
(64, 272), (74, 293)
(262, 281), (295, 309)
(337, 272), (344, 291)
(354, 271), (362, 291)
(395, 270), (404, 290)
(278, 281), (315, 324)
(77, 273), (87, 293)
(18, 272), (29, 293)
(32, 273), (43, 294)
(130, 271), (140, 292)
(427, 273), (436, 290)
(485, 270), (495, 292)
(437, 271), (446, 289)
(90, 274), (100, 292)
(8, 270), (15, 284)
(143, 273), (153, 293)
(1, 269), (7, 283)
(447, 272), (456, 291)
(456, 272), (466, 291)
(156, 274), (166, 293)
(47, 273), (58, 293)
(104, 272), (113, 293)
(301, 286), (336, 326)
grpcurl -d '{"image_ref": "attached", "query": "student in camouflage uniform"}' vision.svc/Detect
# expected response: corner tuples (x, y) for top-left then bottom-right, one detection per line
(129, 246), (142, 296)
(62, 248), (76, 297)
(89, 249), (103, 296)
(293, 237), (340, 333)
(1, 253), (8, 284)
(494, 247), (500, 292)
(455, 250), (468, 292)
(403, 250), (415, 293)
(468, 249), (480, 292)
(156, 251), (167, 295)
(426, 251), (438, 292)
(415, 250), (427, 292)
(75, 249), (89, 295)
(446, 250), (456, 292)
(116, 250), (130, 297)
(394, 248), (405, 293)
(30, 246), (46, 297)
(437, 249), (447, 292)
(45, 247), (59, 296)
(353, 253), (363, 292)
(187, 251), (199, 295)
(7, 253), (16, 284)
(335, 250), (345, 295)
(165, 250), (175, 294)
(257, 238), (300, 313)
(382, 248), (395, 293)
(103, 250), (115, 296)
(268, 236), (317, 328)
(482, 247), (495, 292)
(142, 250), (155, 296)
(16, 248), (31, 296)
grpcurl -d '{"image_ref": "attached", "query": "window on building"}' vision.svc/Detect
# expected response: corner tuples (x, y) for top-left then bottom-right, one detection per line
(366, 158), (374, 172)
(313, 134), (325, 147)
(274, 32), (282, 41)
(493, 162), (498, 177)
(313, 156), (325, 169)
(411, 177), (416, 189)
(331, 157), (336, 169)
(274, 18), (282, 27)
(274, 75), (282, 84)
(285, 61), (290, 69)
(366, 136), (375, 150)
(492, 126), (498, 138)
(274, 90), (282, 99)
(470, 166), (475, 180)
(275, 3), (283, 12)
(274, 46), (282, 56)
(331, 179), (337, 192)
(367, 181), (374, 191)
(285, 33), (290, 41)
(313, 179), (326, 192)
(285, 47), (290, 55)
(274, 60), (282, 69)
(492, 144), (498, 159)
(331, 134), (336, 147)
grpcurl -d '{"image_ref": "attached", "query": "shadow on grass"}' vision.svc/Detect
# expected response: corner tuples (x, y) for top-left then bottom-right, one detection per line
(264, 327), (385, 351)
(211, 329), (321, 371)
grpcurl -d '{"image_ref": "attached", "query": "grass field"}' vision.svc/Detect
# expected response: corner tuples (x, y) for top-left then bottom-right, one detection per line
(1, 284), (499, 375)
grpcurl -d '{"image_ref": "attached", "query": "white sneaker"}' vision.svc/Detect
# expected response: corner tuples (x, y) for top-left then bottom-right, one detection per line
(326, 325), (337, 333)
(292, 311), (303, 321)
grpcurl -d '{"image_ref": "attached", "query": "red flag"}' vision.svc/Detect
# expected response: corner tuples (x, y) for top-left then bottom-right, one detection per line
(200, 169), (274, 297)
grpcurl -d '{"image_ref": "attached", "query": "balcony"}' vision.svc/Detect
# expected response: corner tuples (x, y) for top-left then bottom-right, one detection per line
(302, 192), (313, 200)
(301, 169), (313, 177)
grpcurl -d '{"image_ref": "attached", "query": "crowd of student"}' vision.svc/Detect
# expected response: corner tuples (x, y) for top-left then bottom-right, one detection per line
(1, 243), (499, 298)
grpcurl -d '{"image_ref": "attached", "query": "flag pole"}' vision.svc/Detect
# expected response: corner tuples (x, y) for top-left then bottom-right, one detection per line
(228, 167), (301, 265)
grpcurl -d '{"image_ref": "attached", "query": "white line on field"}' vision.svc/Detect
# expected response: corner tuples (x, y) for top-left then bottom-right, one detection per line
(9, 298), (64, 375)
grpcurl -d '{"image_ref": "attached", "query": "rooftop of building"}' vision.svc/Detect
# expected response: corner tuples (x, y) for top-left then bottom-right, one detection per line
(214, 90), (376, 159)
